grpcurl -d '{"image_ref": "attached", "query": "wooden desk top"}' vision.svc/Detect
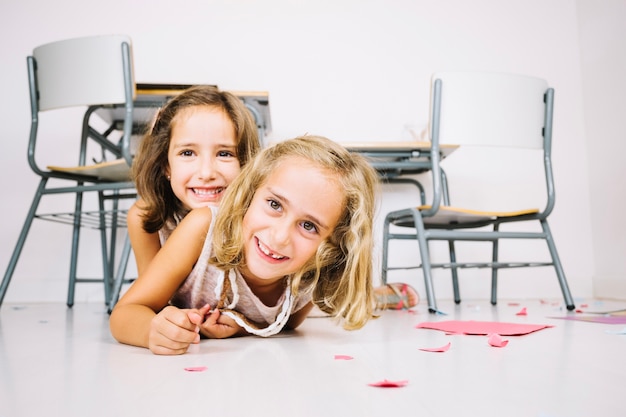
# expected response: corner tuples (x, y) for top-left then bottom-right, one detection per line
(135, 83), (269, 99)
(95, 83), (272, 136)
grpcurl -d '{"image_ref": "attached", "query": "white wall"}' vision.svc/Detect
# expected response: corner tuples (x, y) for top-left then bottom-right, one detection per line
(576, 0), (626, 299)
(0, 0), (621, 304)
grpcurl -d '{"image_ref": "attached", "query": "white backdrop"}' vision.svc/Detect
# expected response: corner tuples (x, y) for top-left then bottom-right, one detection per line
(0, 0), (623, 304)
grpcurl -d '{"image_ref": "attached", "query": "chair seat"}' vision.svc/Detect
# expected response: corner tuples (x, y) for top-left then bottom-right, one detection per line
(47, 158), (131, 182)
(392, 205), (540, 227)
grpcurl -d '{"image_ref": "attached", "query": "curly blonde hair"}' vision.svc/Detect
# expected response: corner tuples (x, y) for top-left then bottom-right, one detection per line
(132, 85), (260, 233)
(211, 135), (380, 330)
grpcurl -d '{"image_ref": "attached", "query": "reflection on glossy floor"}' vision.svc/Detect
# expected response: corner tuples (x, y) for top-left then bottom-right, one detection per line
(1, 298), (624, 417)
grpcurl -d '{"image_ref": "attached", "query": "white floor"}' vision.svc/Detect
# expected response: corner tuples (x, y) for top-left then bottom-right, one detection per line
(0, 298), (624, 417)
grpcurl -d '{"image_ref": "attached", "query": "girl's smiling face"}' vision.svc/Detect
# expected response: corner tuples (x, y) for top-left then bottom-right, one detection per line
(239, 157), (344, 286)
(166, 106), (240, 209)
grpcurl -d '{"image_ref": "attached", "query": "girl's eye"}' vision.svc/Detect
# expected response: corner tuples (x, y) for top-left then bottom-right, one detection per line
(218, 150), (235, 158)
(268, 199), (281, 211)
(180, 150), (194, 157)
(301, 221), (318, 234)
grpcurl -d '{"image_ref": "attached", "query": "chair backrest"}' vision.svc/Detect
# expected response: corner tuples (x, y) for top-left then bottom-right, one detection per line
(32, 34), (135, 111)
(431, 71), (549, 149)
(425, 71), (556, 214)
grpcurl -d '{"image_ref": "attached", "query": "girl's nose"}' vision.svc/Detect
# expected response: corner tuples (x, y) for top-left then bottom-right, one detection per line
(270, 219), (291, 247)
(197, 157), (216, 181)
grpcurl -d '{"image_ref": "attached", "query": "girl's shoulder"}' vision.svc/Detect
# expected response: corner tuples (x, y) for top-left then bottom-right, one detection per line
(127, 199), (146, 219)
(166, 207), (215, 249)
(178, 206), (215, 228)
(127, 199), (149, 233)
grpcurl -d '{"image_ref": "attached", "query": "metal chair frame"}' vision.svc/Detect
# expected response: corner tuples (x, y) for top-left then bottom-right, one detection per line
(0, 35), (137, 307)
(381, 72), (576, 313)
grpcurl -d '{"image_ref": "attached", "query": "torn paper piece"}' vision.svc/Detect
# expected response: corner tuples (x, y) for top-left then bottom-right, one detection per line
(415, 320), (552, 336)
(515, 307), (527, 316)
(419, 342), (451, 352)
(583, 307), (626, 316)
(368, 379), (409, 388)
(334, 355), (354, 360)
(184, 366), (208, 372)
(487, 333), (509, 347)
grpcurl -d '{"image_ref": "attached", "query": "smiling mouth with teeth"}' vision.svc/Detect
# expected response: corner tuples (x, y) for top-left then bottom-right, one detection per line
(257, 238), (286, 260)
(193, 187), (224, 195)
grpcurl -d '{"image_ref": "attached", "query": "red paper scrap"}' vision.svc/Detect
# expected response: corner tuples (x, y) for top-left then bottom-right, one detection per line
(184, 366), (208, 372)
(419, 342), (451, 352)
(334, 354), (354, 360)
(515, 307), (527, 316)
(415, 320), (552, 336)
(487, 333), (509, 347)
(507, 302), (520, 306)
(368, 379), (409, 388)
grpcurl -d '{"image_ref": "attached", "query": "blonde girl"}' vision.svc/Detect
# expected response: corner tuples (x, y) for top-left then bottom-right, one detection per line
(110, 135), (380, 355)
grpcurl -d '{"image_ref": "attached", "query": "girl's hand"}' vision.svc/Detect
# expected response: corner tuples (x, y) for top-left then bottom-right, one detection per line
(199, 309), (245, 339)
(148, 304), (211, 355)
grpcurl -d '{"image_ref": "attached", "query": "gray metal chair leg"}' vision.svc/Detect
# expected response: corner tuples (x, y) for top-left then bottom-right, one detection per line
(542, 220), (575, 310)
(0, 179), (47, 307)
(490, 224), (500, 306)
(66, 190), (84, 307)
(411, 208), (439, 313)
(448, 240), (461, 303)
(381, 216), (391, 286)
(107, 234), (132, 313)
(101, 192), (117, 304)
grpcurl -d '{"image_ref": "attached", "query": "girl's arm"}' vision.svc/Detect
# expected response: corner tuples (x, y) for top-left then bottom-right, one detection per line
(126, 199), (162, 276)
(110, 207), (214, 354)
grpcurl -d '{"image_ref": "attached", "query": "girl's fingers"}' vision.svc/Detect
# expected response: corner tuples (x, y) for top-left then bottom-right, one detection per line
(186, 304), (210, 326)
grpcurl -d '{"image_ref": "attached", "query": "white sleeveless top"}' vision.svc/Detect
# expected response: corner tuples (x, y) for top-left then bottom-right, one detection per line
(166, 206), (313, 336)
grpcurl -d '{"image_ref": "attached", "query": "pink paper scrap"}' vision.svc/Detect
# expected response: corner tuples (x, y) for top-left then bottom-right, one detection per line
(487, 333), (509, 347)
(516, 307), (527, 316)
(184, 366), (208, 372)
(334, 354), (354, 360)
(415, 320), (553, 336)
(368, 379), (409, 388)
(419, 342), (451, 352)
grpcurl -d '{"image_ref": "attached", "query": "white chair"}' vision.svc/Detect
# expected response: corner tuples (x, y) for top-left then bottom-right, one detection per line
(0, 35), (137, 307)
(381, 71), (576, 313)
